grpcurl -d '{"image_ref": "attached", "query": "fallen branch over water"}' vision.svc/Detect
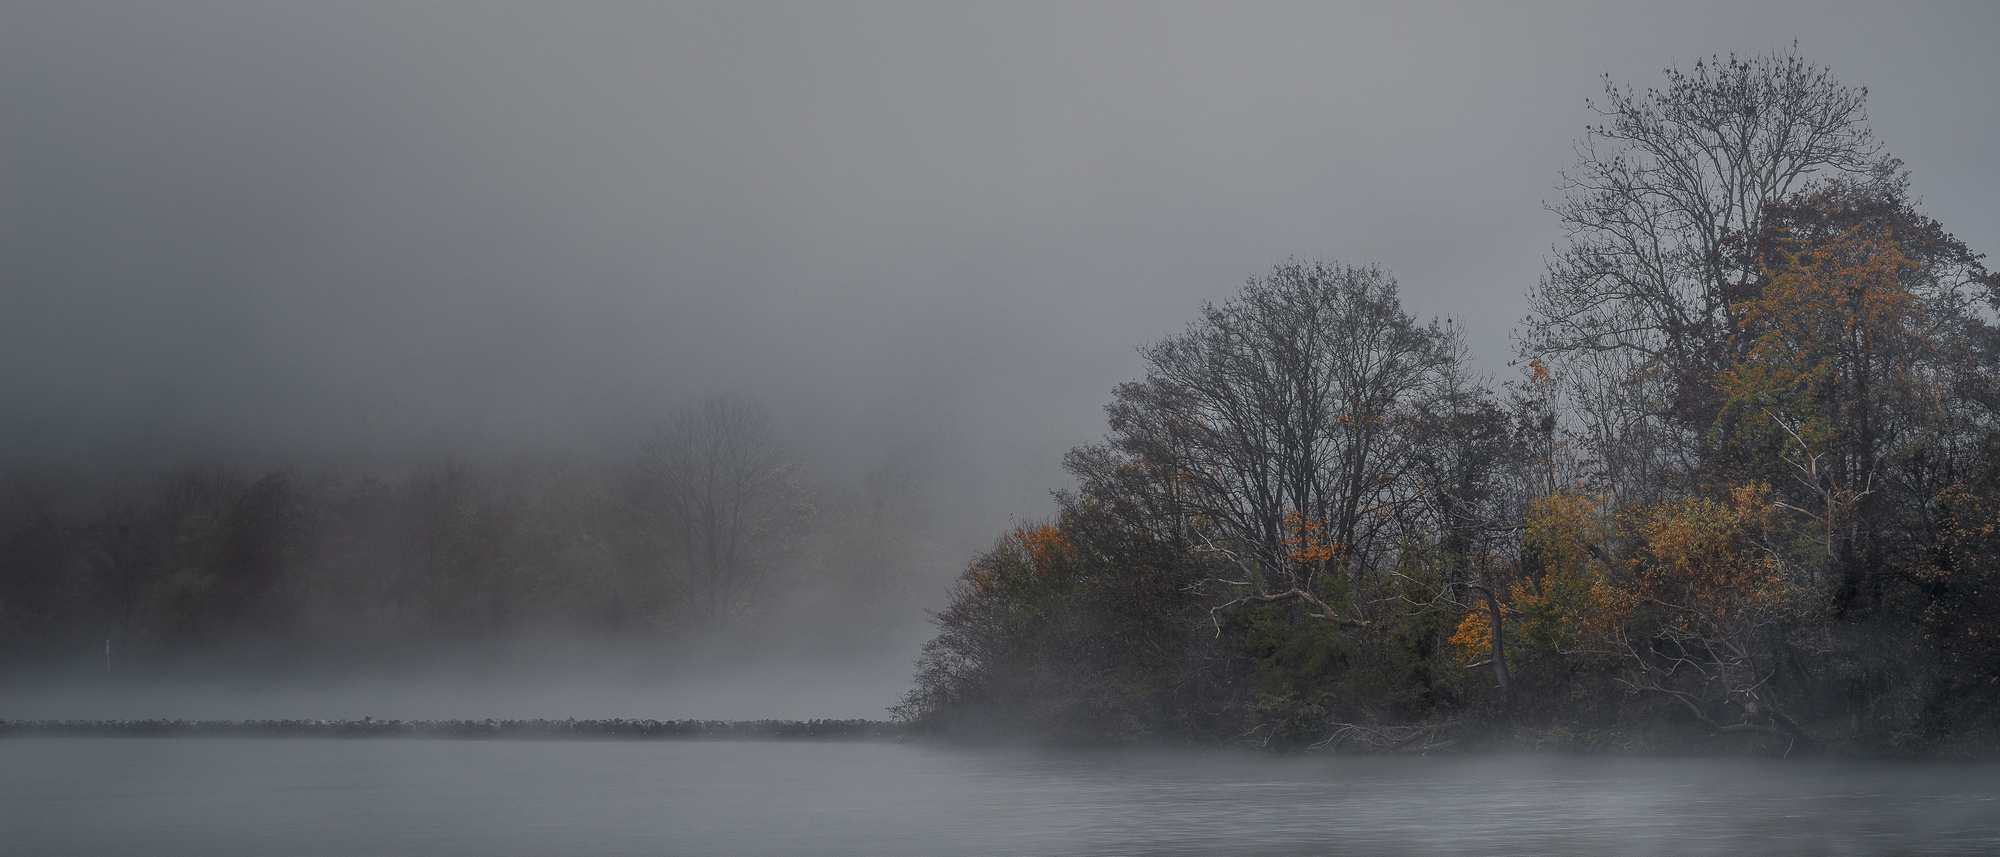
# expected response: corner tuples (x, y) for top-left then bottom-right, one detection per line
(1309, 721), (1463, 754)
(0, 718), (906, 740)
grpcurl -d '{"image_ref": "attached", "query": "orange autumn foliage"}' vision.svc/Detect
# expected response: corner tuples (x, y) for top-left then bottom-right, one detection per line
(968, 524), (1075, 593)
(1014, 523), (1073, 577)
(1448, 608), (1493, 662)
(1623, 485), (1792, 636)
(1278, 509), (1343, 570)
(1445, 487), (1798, 666)
(1719, 220), (1924, 455)
(1448, 492), (1619, 663)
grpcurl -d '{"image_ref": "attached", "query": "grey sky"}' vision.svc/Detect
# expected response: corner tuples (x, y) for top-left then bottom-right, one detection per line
(3, 1), (1995, 529)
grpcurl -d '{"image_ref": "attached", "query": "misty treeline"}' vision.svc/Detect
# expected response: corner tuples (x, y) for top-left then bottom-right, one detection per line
(897, 50), (2000, 754)
(0, 397), (945, 665)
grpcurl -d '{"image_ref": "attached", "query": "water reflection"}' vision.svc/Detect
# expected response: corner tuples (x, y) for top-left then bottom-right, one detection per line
(3, 739), (1995, 856)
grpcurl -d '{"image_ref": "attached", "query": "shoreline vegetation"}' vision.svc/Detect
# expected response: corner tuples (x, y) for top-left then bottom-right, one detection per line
(6, 718), (1991, 759)
(0, 719), (905, 741)
(891, 51), (2000, 758)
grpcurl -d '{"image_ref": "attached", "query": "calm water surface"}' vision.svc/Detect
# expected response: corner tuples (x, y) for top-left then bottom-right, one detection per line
(3, 738), (1996, 856)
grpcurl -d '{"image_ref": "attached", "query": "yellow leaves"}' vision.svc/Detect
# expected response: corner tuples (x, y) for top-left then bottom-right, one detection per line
(1518, 492), (1617, 654)
(1278, 509), (1342, 568)
(1528, 358), (1555, 387)
(1626, 484), (1792, 633)
(1499, 484), (1799, 660)
(1510, 491), (1644, 651)
(1431, 493), (1620, 664)
(1525, 492), (1613, 580)
(1576, 571), (1632, 640)
(1753, 224), (1919, 343)
(1637, 490), (1774, 584)
(1458, 484), (1794, 665)
(1449, 609), (1491, 661)
(1720, 221), (1927, 454)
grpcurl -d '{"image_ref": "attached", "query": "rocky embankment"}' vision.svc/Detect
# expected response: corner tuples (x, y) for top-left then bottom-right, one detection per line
(0, 718), (904, 740)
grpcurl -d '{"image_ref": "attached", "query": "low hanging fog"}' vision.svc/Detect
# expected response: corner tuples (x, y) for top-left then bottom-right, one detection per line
(1, 2), (1995, 721)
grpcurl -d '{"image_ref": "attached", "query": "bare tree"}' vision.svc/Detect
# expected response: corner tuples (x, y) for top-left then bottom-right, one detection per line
(1523, 46), (1896, 499)
(638, 396), (811, 625)
(1071, 261), (1463, 627)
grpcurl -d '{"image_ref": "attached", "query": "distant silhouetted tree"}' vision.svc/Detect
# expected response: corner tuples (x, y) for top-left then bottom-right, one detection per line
(638, 396), (811, 625)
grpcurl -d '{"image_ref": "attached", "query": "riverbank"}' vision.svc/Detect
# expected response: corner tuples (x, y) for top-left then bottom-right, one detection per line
(0, 718), (904, 740)
(10, 716), (1995, 759)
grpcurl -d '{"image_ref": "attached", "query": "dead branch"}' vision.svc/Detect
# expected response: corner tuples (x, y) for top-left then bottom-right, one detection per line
(1310, 721), (1457, 754)
(1208, 587), (1369, 635)
(1245, 587), (1365, 624)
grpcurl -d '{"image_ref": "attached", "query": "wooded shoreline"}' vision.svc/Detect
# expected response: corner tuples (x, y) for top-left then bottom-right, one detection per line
(7, 718), (1995, 759)
(0, 718), (904, 740)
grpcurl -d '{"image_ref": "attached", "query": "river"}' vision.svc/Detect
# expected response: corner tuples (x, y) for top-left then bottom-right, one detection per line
(4, 738), (1997, 855)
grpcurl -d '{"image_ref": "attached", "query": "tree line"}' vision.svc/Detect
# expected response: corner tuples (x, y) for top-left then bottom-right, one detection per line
(896, 49), (2000, 754)
(0, 397), (942, 666)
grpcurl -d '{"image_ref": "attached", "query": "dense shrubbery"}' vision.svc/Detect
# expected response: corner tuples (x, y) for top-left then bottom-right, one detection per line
(897, 50), (2000, 755)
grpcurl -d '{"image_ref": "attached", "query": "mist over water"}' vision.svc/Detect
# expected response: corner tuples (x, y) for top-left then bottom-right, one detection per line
(6, 740), (1999, 856)
(3, 2), (1996, 692)
(0, 639), (923, 722)
(5, 5), (2000, 855)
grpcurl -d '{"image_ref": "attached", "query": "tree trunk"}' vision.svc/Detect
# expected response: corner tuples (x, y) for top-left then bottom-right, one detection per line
(1484, 587), (1514, 707)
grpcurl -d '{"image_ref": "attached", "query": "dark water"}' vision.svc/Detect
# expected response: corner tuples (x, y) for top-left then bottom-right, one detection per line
(3, 739), (1997, 856)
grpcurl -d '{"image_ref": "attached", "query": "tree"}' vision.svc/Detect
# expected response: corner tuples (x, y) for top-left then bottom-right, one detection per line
(896, 510), (1220, 741)
(1072, 261), (1463, 628)
(895, 524), (1079, 735)
(1524, 47), (1898, 497)
(902, 262), (1487, 743)
(637, 396), (811, 625)
(1719, 180), (1999, 602)
(1717, 180), (2000, 745)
